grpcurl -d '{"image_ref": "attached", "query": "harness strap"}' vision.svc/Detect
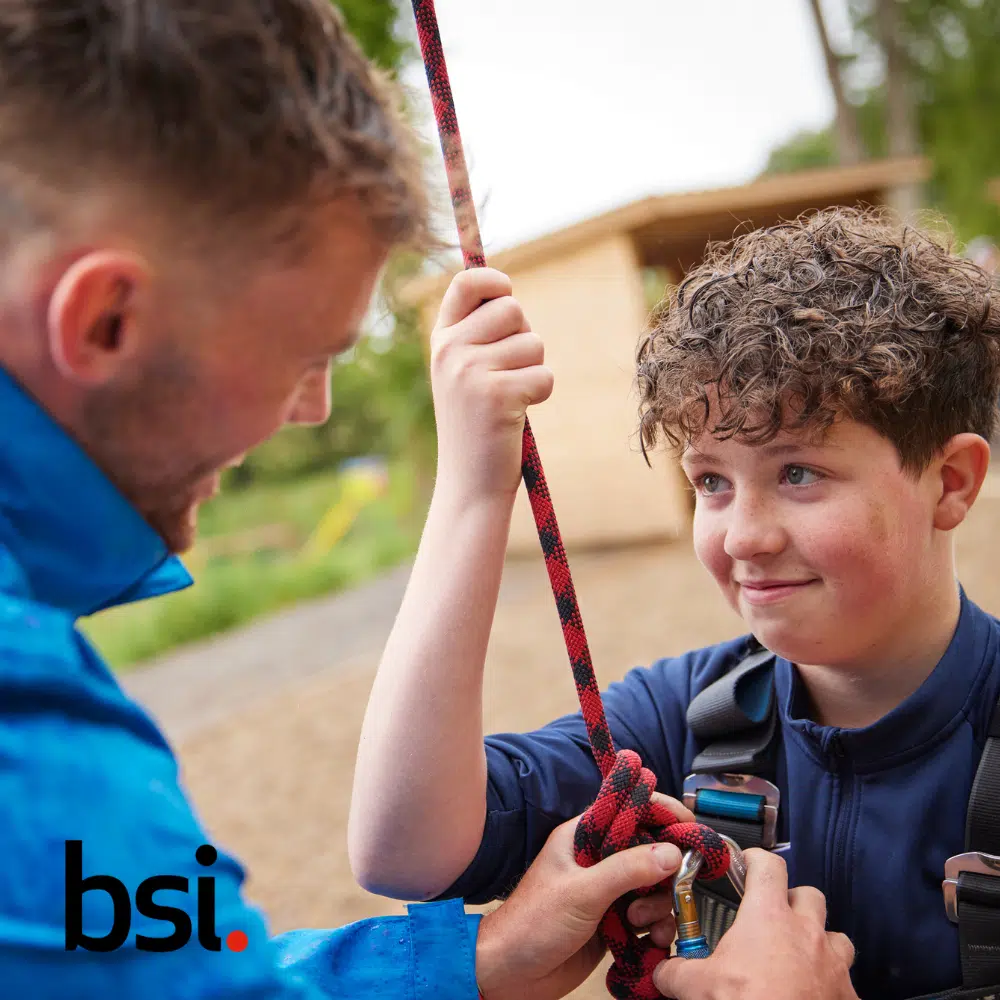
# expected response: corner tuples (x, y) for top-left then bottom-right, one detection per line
(958, 693), (1000, 989)
(688, 644), (778, 776)
(907, 985), (1000, 1000)
(966, 694), (1000, 853)
(683, 644), (781, 949)
(685, 644), (780, 851)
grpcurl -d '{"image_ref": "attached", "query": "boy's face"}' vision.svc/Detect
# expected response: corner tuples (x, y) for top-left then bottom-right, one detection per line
(680, 412), (957, 669)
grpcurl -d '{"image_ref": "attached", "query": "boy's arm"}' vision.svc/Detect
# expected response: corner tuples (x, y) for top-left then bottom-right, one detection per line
(348, 267), (553, 899)
(441, 642), (745, 904)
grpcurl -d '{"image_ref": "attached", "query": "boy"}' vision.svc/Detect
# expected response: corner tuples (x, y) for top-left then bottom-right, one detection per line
(349, 207), (1000, 1000)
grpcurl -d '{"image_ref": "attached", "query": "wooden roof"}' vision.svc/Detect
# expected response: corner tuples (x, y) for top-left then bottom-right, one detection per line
(400, 156), (930, 307)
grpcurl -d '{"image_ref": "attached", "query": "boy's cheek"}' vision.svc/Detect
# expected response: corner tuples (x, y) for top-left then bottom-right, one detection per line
(691, 522), (733, 592)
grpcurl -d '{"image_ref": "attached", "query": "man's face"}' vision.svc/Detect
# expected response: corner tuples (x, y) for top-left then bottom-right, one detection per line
(680, 413), (944, 669)
(75, 207), (389, 553)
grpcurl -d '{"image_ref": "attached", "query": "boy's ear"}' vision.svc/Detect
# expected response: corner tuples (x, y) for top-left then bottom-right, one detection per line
(45, 250), (150, 386)
(932, 432), (991, 531)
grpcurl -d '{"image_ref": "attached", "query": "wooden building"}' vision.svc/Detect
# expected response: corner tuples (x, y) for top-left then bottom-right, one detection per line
(402, 157), (930, 555)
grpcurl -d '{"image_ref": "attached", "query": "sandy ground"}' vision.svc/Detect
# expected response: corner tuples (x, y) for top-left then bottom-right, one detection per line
(123, 485), (1000, 1000)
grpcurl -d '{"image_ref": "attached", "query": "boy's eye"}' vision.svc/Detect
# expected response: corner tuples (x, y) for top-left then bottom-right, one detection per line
(782, 464), (821, 486)
(695, 473), (729, 496)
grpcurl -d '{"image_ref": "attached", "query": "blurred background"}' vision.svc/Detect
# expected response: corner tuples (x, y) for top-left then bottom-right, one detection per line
(83, 2), (1000, 997)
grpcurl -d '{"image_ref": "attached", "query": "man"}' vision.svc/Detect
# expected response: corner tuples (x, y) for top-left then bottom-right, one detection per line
(0, 1), (853, 996)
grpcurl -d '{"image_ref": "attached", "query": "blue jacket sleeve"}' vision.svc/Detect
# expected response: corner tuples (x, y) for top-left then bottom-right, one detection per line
(440, 637), (750, 903)
(0, 628), (483, 999)
(272, 901), (482, 1000)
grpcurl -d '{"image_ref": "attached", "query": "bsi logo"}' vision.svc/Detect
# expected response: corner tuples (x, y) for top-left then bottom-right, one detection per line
(64, 841), (248, 953)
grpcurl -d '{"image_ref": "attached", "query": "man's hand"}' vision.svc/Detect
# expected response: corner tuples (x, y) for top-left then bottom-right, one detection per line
(474, 813), (683, 1000)
(623, 793), (695, 949)
(429, 267), (553, 504)
(653, 849), (858, 1000)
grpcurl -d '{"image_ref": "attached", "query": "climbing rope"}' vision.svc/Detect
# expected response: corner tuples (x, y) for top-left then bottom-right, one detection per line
(409, 4), (729, 997)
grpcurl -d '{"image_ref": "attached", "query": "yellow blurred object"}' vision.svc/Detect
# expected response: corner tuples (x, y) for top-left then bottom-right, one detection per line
(301, 460), (390, 559)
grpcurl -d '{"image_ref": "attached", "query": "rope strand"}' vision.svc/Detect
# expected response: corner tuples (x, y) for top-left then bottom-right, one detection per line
(409, 5), (729, 995)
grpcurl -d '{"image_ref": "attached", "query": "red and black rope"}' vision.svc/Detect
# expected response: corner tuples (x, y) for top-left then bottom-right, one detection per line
(409, 4), (728, 996)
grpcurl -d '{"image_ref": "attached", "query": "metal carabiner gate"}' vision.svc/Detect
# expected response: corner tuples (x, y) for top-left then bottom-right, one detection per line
(674, 834), (747, 958)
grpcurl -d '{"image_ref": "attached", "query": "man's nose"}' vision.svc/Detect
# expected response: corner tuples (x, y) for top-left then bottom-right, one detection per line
(287, 364), (333, 427)
(723, 492), (786, 561)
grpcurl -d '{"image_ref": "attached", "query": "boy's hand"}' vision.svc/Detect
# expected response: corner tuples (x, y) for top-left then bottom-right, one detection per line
(430, 268), (553, 504)
(475, 815), (683, 1000)
(652, 850), (857, 1000)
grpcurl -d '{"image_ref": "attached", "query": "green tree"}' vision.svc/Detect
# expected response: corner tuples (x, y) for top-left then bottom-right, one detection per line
(334, 0), (410, 71)
(765, 0), (1000, 242)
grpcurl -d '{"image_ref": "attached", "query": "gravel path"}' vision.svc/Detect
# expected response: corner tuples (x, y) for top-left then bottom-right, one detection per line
(121, 491), (1000, 1000)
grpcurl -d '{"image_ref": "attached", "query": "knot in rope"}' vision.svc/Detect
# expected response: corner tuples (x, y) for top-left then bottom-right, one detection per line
(573, 749), (729, 1000)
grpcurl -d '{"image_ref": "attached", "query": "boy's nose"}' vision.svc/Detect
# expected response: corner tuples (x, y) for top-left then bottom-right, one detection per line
(287, 363), (333, 427)
(723, 495), (786, 561)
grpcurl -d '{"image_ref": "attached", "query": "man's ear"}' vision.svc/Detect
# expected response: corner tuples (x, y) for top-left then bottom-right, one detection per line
(933, 432), (992, 531)
(45, 250), (149, 385)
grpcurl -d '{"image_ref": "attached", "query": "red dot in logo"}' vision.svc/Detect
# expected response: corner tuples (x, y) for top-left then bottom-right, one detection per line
(226, 931), (248, 952)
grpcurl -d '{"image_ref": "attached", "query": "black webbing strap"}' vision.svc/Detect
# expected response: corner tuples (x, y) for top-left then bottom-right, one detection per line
(688, 644), (778, 776)
(908, 986), (1000, 1000)
(959, 694), (1000, 988)
(695, 813), (767, 848)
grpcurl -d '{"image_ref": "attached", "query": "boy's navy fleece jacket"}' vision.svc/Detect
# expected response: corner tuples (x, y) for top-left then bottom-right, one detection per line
(441, 590), (1000, 999)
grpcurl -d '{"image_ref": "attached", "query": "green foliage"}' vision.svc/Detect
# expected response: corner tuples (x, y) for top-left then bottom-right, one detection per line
(81, 463), (424, 669)
(763, 128), (839, 176)
(764, 0), (1000, 243)
(906, 0), (1000, 242)
(333, 0), (411, 72)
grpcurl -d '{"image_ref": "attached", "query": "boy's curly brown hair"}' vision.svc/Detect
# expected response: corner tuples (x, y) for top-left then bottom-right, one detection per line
(637, 206), (1000, 472)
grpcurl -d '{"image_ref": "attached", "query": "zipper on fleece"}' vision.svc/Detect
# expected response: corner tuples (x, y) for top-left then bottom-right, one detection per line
(822, 730), (858, 937)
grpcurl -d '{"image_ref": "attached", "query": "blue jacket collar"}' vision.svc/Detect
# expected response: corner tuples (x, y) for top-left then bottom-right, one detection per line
(0, 366), (192, 619)
(776, 585), (998, 770)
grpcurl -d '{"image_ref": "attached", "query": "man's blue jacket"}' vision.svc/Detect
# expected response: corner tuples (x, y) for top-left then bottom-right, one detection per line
(0, 366), (481, 999)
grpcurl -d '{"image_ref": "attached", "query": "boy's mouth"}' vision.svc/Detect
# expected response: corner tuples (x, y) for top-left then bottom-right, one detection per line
(736, 578), (819, 605)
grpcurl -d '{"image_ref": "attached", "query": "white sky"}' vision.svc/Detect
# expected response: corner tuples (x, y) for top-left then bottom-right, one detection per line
(399, 0), (854, 255)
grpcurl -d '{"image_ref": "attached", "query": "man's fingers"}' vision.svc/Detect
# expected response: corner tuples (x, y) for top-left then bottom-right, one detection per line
(829, 931), (856, 968)
(739, 848), (789, 910)
(647, 914), (678, 950)
(582, 843), (682, 915)
(436, 268), (513, 328)
(627, 891), (674, 930)
(652, 954), (698, 999)
(788, 885), (827, 927)
(650, 791), (696, 825)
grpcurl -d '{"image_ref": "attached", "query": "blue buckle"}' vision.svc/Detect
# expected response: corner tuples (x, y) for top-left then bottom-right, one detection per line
(683, 773), (780, 850)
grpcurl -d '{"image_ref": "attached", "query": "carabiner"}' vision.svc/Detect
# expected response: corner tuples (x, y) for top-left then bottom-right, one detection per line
(673, 849), (709, 957)
(673, 835), (747, 958)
